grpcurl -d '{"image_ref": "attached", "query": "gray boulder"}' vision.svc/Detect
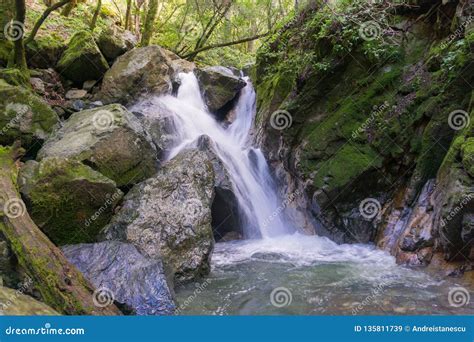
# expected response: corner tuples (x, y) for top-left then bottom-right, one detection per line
(37, 104), (158, 187)
(195, 66), (246, 113)
(98, 46), (193, 105)
(97, 27), (137, 62)
(102, 149), (215, 282)
(63, 241), (175, 315)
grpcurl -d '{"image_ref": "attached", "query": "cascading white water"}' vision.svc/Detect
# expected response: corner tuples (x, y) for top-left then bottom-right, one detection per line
(152, 72), (291, 239)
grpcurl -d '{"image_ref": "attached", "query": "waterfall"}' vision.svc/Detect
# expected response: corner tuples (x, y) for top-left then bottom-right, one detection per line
(150, 72), (291, 239)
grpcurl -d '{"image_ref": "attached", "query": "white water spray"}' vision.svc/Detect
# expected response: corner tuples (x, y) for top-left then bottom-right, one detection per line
(142, 72), (291, 238)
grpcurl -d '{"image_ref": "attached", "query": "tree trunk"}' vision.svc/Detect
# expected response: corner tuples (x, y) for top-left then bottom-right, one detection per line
(140, 0), (159, 46)
(12, 0), (27, 70)
(0, 0), (14, 40)
(125, 0), (132, 30)
(90, 0), (102, 31)
(0, 146), (122, 316)
(61, 0), (76, 16)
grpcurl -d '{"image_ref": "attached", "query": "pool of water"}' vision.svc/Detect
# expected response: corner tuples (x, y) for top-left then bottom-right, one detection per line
(175, 234), (474, 315)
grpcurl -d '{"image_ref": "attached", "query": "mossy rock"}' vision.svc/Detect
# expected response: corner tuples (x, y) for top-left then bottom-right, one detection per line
(97, 27), (137, 62)
(19, 157), (123, 246)
(0, 68), (30, 87)
(0, 285), (58, 315)
(0, 80), (59, 150)
(37, 104), (158, 187)
(56, 30), (109, 85)
(26, 37), (66, 69)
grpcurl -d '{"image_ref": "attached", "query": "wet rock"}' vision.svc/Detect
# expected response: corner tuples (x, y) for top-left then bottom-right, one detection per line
(102, 149), (215, 282)
(251, 252), (290, 261)
(0, 79), (59, 150)
(57, 31), (109, 85)
(97, 27), (137, 62)
(38, 104), (158, 187)
(197, 135), (242, 241)
(65, 89), (88, 100)
(19, 157), (122, 246)
(0, 285), (58, 315)
(63, 241), (175, 315)
(195, 66), (246, 113)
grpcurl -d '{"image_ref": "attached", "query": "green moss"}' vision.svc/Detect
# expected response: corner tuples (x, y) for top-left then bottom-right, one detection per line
(0, 68), (30, 87)
(23, 158), (122, 246)
(0, 81), (58, 149)
(312, 143), (383, 190)
(461, 137), (474, 177)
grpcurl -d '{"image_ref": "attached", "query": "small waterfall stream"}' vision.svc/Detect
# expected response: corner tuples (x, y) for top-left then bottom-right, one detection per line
(133, 70), (472, 315)
(156, 72), (290, 239)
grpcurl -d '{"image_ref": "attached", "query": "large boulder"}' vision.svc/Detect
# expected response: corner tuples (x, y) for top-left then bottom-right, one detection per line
(63, 241), (175, 315)
(37, 104), (158, 187)
(433, 133), (474, 260)
(102, 149), (215, 282)
(0, 285), (58, 315)
(98, 46), (172, 105)
(19, 157), (122, 246)
(56, 31), (109, 85)
(0, 80), (59, 150)
(195, 66), (246, 113)
(97, 27), (137, 62)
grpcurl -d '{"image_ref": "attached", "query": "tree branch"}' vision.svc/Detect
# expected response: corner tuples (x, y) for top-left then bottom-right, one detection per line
(182, 32), (270, 59)
(25, 0), (71, 45)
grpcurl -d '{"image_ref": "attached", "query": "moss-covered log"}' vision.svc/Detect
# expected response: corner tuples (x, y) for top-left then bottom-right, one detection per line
(0, 145), (121, 315)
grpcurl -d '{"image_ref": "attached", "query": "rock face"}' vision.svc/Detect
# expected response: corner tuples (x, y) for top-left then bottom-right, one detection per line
(63, 241), (175, 315)
(0, 80), (59, 150)
(197, 135), (242, 240)
(196, 66), (247, 114)
(0, 285), (58, 315)
(19, 157), (122, 246)
(97, 27), (137, 62)
(37, 104), (158, 187)
(98, 46), (193, 105)
(103, 149), (215, 282)
(56, 31), (109, 85)
(254, 1), (473, 272)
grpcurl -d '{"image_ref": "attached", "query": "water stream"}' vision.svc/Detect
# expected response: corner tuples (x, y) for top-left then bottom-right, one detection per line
(139, 71), (473, 315)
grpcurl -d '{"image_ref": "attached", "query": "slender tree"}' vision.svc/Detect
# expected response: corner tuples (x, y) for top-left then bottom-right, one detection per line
(125, 0), (132, 30)
(141, 0), (159, 46)
(11, 0), (27, 70)
(90, 0), (102, 30)
(61, 0), (76, 16)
